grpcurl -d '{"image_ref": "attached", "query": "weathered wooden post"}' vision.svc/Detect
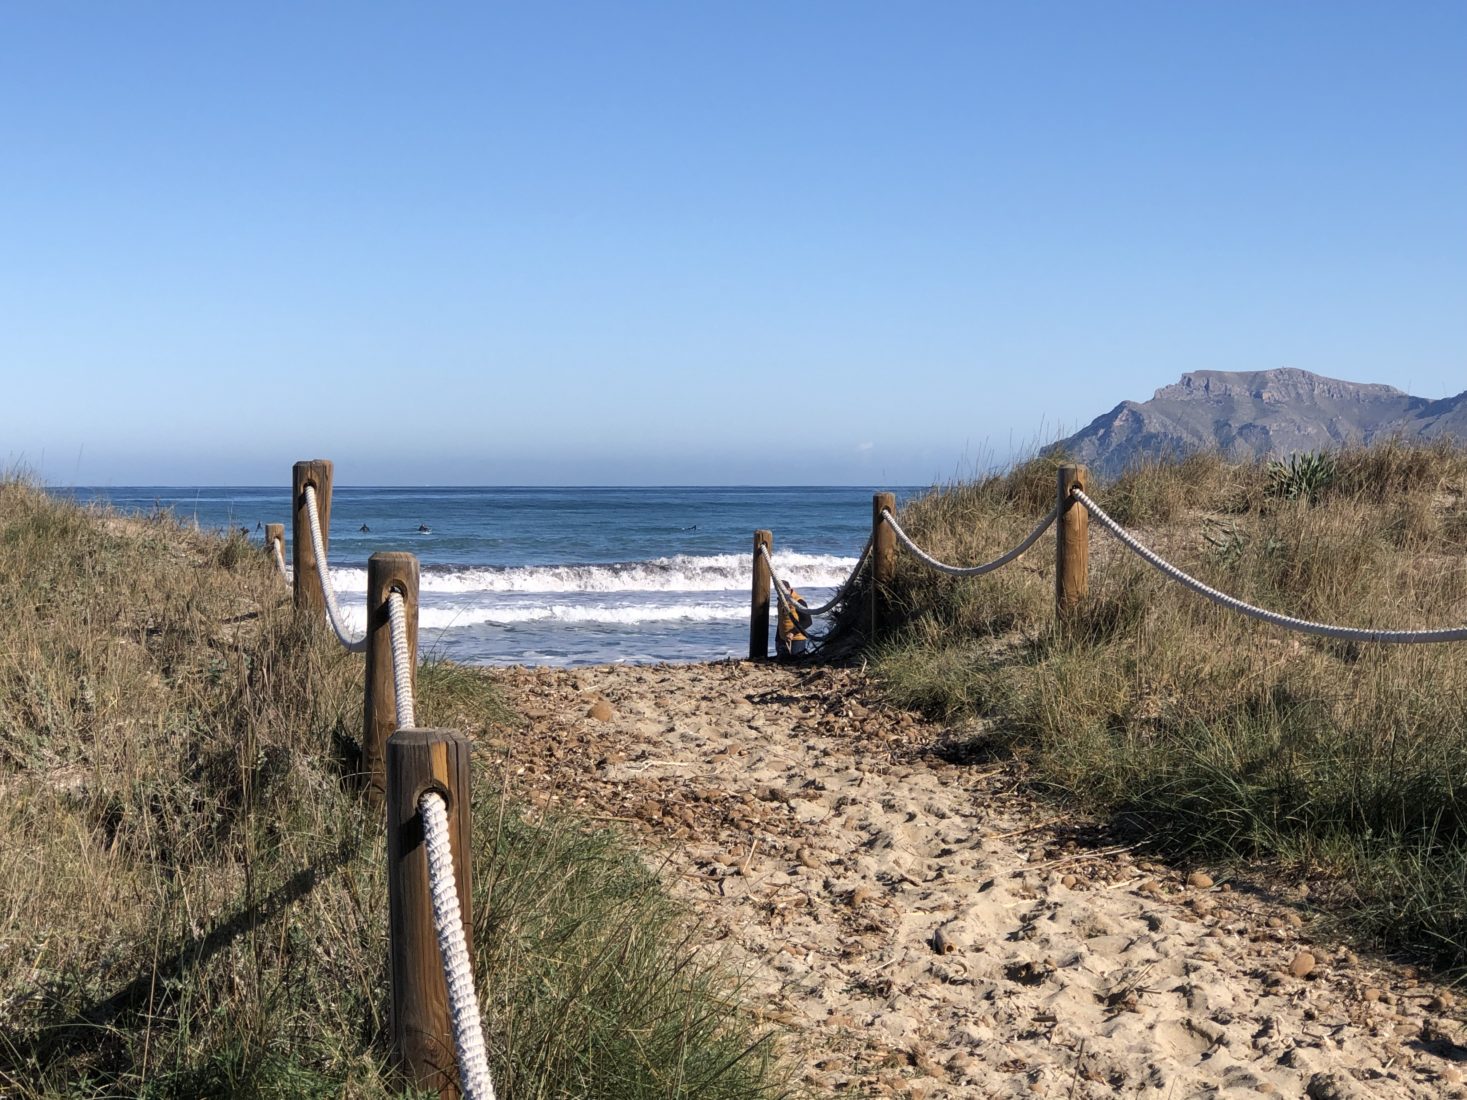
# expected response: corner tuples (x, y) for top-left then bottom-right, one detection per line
(749, 530), (773, 660)
(264, 523), (285, 564)
(387, 727), (474, 1098)
(364, 552), (420, 802)
(1056, 464), (1089, 618)
(870, 492), (897, 639)
(292, 459), (334, 613)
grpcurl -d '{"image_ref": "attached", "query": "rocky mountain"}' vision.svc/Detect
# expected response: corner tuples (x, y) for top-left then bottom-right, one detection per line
(1053, 368), (1467, 478)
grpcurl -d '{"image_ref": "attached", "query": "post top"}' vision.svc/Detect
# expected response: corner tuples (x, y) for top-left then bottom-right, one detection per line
(369, 550), (420, 565)
(387, 727), (468, 749)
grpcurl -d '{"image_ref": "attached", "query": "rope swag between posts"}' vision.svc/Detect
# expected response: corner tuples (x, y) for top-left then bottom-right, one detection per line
(745, 466), (1465, 655)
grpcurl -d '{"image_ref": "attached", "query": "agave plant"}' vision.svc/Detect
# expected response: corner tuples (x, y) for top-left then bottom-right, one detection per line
(1266, 450), (1337, 503)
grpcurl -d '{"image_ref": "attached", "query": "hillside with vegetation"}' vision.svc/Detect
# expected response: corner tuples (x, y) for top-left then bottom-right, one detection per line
(0, 481), (789, 1097)
(871, 440), (1467, 968)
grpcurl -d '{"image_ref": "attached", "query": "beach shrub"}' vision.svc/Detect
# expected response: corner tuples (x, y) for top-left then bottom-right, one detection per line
(1266, 450), (1336, 503)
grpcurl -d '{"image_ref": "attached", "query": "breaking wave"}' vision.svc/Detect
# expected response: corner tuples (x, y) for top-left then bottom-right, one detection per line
(329, 551), (858, 595)
(338, 600), (750, 632)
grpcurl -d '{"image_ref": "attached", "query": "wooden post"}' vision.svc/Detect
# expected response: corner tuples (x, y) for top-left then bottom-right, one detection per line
(264, 523), (284, 561)
(387, 727), (474, 1098)
(870, 492), (897, 639)
(364, 552), (420, 802)
(749, 530), (773, 660)
(1056, 464), (1089, 618)
(292, 460), (333, 613)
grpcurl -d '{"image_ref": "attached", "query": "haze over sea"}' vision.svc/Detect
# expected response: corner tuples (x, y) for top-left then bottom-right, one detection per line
(69, 486), (910, 666)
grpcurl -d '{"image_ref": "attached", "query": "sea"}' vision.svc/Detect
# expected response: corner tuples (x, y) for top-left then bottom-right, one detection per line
(66, 486), (915, 666)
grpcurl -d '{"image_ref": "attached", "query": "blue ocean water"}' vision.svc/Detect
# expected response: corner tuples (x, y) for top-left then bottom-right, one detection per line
(67, 486), (913, 666)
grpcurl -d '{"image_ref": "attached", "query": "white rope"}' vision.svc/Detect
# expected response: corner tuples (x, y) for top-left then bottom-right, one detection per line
(760, 539), (872, 617)
(270, 535), (289, 580)
(387, 590), (417, 730)
(881, 505), (1059, 577)
(1073, 489), (1467, 644)
(419, 790), (495, 1100)
(302, 484), (368, 653)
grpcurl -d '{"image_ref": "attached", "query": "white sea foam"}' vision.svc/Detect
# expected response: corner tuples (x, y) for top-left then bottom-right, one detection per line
(328, 551), (858, 595)
(338, 601), (749, 632)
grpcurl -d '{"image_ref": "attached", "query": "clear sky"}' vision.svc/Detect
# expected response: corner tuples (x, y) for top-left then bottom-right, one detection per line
(3, 2), (1463, 485)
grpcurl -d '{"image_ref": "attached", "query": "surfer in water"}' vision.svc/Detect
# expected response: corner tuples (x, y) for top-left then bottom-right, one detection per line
(359, 524), (370, 533)
(418, 524), (431, 533)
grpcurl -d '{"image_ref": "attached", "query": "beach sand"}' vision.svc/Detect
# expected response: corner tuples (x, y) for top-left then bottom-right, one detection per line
(480, 660), (1464, 1098)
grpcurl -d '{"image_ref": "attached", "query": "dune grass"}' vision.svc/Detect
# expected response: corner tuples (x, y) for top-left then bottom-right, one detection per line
(0, 480), (791, 1098)
(868, 440), (1467, 969)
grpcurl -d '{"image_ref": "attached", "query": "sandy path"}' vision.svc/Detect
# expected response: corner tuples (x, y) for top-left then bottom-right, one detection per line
(484, 661), (1465, 1098)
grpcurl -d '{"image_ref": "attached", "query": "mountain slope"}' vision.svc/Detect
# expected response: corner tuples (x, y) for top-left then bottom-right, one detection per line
(1055, 368), (1467, 477)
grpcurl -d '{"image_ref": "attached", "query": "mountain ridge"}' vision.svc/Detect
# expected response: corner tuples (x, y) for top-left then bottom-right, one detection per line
(1053, 368), (1467, 477)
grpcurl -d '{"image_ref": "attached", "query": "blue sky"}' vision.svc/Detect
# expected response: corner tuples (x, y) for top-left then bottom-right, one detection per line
(3, 2), (1463, 485)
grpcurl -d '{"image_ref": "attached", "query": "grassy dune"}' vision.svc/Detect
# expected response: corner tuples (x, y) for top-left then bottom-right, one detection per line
(0, 482), (789, 1098)
(871, 441), (1467, 968)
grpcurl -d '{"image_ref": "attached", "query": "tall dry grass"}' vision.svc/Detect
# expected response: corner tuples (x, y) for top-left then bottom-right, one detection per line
(0, 481), (791, 1097)
(870, 441), (1467, 968)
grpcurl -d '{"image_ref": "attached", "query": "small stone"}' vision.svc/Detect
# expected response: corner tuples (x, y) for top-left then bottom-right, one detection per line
(1289, 951), (1317, 979)
(1187, 871), (1215, 890)
(946, 1051), (977, 1078)
(1305, 1071), (1361, 1100)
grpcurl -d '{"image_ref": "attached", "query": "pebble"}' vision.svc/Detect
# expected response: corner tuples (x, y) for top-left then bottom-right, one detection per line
(1289, 951), (1317, 979)
(1305, 1071), (1361, 1100)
